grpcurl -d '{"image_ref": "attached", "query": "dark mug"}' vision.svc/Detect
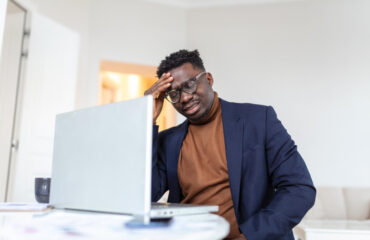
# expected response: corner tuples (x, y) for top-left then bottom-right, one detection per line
(35, 177), (51, 203)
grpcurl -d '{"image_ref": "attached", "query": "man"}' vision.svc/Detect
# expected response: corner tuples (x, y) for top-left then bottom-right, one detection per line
(145, 49), (315, 240)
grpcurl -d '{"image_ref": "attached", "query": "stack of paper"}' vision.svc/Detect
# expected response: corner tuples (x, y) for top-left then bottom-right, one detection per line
(0, 202), (52, 212)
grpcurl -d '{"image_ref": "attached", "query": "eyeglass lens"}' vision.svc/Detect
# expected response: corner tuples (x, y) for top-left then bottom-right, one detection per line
(166, 72), (205, 103)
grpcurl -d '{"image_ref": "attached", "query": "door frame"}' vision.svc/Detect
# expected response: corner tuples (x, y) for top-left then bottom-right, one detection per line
(0, 0), (29, 201)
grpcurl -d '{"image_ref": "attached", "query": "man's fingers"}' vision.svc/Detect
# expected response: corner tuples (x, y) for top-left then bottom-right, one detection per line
(144, 73), (173, 97)
(157, 77), (173, 88)
(153, 83), (171, 99)
(159, 73), (173, 83)
(159, 82), (171, 90)
(161, 72), (171, 79)
(151, 77), (173, 97)
(157, 81), (172, 92)
(148, 73), (169, 91)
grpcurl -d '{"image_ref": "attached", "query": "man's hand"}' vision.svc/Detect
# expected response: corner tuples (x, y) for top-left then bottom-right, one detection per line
(144, 73), (173, 124)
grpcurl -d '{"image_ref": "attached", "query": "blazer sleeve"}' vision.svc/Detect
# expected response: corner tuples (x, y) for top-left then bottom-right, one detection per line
(240, 106), (316, 240)
(151, 125), (168, 202)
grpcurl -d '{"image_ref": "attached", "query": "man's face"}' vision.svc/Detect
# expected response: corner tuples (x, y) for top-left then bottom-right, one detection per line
(168, 63), (214, 123)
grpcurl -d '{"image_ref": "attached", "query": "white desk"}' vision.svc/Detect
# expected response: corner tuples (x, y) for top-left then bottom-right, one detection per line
(0, 210), (229, 240)
(294, 220), (370, 240)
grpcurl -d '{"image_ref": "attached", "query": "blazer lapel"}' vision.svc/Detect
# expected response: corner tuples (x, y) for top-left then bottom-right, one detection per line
(167, 120), (188, 202)
(220, 99), (243, 220)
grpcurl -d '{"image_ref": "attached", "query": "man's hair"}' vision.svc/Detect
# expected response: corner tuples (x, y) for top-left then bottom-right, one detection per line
(156, 49), (205, 78)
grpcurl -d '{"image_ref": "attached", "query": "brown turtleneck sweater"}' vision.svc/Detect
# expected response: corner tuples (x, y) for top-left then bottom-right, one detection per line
(178, 92), (245, 239)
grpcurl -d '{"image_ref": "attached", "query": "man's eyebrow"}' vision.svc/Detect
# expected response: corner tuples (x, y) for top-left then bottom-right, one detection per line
(169, 76), (195, 91)
(182, 76), (196, 85)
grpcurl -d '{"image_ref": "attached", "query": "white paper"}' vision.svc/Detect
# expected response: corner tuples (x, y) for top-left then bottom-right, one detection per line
(0, 202), (51, 211)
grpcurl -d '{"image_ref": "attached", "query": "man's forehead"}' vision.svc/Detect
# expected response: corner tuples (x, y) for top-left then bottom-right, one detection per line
(169, 63), (197, 88)
(170, 63), (196, 78)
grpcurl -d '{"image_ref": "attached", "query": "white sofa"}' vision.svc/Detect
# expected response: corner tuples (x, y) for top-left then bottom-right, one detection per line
(304, 187), (370, 220)
(294, 187), (370, 240)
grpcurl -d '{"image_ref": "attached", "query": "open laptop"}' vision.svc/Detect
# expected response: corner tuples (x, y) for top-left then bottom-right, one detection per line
(50, 96), (218, 223)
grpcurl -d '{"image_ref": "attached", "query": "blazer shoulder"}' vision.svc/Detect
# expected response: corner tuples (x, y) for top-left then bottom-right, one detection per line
(220, 98), (270, 120)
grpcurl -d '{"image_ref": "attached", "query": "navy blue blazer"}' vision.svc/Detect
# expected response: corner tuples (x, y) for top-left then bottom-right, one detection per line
(152, 98), (315, 240)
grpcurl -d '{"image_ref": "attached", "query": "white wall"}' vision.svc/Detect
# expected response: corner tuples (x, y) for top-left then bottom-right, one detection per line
(86, 0), (187, 108)
(6, 13), (80, 202)
(29, 0), (187, 109)
(6, 0), (369, 194)
(187, 0), (370, 187)
(0, 0), (8, 59)
(28, 0), (90, 109)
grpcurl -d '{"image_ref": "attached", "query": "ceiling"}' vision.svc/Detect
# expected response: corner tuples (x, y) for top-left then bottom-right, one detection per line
(143, 0), (305, 8)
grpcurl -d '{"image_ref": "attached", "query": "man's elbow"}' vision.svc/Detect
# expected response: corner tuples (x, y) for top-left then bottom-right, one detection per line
(290, 185), (316, 225)
(300, 185), (316, 216)
(306, 185), (316, 211)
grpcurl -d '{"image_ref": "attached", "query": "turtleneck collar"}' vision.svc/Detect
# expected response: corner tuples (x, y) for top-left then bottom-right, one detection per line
(189, 92), (220, 125)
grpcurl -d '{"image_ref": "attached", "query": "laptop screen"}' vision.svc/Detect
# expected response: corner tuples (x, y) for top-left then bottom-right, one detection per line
(50, 96), (153, 216)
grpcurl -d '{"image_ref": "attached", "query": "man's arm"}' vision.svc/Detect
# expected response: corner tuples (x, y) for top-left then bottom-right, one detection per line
(240, 106), (316, 240)
(145, 73), (173, 202)
(151, 125), (168, 202)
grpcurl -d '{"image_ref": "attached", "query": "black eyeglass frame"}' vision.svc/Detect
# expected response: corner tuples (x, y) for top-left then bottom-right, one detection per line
(164, 71), (207, 104)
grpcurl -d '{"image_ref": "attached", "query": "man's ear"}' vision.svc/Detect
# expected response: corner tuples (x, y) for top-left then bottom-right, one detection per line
(206, 72), (214, 87)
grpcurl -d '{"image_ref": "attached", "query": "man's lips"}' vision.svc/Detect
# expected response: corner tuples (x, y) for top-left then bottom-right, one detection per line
(183, 102), (200, 115)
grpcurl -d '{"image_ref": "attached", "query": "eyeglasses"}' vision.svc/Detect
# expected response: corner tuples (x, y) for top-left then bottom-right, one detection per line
(164, 71), (206, 104)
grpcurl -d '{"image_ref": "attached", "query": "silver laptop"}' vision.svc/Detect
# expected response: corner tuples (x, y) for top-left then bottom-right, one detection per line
(50, 96), (218, 223)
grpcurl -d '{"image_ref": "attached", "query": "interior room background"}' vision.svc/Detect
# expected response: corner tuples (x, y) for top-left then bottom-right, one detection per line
(0, 0), (369, 202)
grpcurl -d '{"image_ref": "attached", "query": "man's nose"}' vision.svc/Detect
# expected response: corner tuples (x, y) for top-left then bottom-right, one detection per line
(180, 91), (193, 104)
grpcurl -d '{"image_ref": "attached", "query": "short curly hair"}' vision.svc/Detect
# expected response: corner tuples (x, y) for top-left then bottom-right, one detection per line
(156, 49), (205, 78)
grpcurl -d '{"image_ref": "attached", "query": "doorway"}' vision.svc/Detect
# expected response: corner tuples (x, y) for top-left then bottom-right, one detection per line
(0, 0), (27, 202)
(99, 60), (177, 131)
(0, 1), (80, 202)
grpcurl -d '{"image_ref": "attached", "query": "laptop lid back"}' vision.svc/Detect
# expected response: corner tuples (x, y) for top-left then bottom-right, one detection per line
(50, 96), (153, 216)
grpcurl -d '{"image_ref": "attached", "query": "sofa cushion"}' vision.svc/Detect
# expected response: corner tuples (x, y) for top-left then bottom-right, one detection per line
(343, 187), (370, 220)
(321, 187), (347, 219)
(305, 187), (347, 219)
